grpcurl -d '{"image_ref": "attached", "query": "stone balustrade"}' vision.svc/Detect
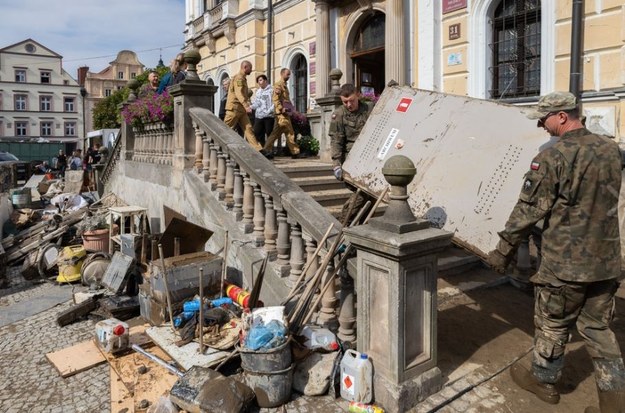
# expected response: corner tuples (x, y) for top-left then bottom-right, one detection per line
(131, 122), (174, 165)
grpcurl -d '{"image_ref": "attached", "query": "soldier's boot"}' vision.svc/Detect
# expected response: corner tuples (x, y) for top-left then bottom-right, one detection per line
(510, 362), (560, 404)
(584, 389), (625, 413)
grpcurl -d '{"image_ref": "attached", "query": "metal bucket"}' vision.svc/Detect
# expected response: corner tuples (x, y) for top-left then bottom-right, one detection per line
(11, 188), (31, 208)
(243, 363), (294, 408)
(238, 338), (292, 372)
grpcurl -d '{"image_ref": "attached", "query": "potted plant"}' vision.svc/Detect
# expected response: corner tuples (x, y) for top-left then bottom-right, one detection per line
(76, 212), (116, 253)
(121, 90), (174, 130)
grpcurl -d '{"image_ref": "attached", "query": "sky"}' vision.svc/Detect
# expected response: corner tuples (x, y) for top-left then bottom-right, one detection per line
(0, 0), (186, 80)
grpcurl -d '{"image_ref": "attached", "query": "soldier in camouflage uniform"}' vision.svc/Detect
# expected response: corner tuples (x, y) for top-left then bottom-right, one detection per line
(263, 68), (300, 158)
(488, 91), (625, 412)
(224, 60), (263, 151)
(329, 83), (373, 224)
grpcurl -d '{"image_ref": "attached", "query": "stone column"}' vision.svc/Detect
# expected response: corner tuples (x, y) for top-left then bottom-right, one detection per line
(385, 0), (405, 86)
(314, 0), (330, 97)
(343, 155), (452, 413)
(169, 49), (218, 171)
(311, 68), (343, 163)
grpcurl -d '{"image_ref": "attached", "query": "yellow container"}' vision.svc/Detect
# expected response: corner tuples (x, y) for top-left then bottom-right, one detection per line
(57, 245), (87, 283)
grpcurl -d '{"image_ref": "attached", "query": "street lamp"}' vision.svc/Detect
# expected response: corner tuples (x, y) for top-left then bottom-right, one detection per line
(80, 87), (87, 150)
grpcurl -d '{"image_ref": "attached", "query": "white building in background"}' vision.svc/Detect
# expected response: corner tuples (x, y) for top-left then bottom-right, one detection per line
(0, 39), (84, 147)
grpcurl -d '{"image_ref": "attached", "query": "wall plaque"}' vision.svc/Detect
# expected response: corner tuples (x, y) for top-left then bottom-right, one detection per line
(443, 0), (467, 14)
(449, 23), (461, 40)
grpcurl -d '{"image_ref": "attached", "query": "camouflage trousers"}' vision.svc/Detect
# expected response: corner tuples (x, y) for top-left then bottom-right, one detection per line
(530, 270), (625, 392)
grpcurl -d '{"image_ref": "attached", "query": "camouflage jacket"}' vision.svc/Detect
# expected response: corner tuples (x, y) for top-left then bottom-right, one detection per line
(329, 102), (372, 167)
(497, 128), (622, 282)
(225, 70), (251, 111)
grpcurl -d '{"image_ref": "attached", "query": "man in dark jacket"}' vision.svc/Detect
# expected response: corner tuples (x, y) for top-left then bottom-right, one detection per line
(488, 91), (625, 412)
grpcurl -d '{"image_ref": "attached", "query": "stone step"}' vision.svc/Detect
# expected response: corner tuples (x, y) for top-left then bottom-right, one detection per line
(438, 245), (483, 276)
(290, 176), (347, 192)
(305, 188), (353, 207)
(275, 162), (333, 179)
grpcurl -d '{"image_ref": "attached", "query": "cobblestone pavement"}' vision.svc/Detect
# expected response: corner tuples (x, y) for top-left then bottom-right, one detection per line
(0, 267), (109, 413)
(1, 263), (623, 413)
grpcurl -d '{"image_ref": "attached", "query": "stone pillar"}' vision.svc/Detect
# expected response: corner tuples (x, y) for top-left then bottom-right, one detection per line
(169, 49), (218, 171)
(314, 0), (330, 97)
(311, 68), (343, 163)
(385, 0), (405, 86)
(343, 155), (452, 413)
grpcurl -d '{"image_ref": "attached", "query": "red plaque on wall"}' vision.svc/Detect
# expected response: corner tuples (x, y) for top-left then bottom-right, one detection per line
(310, 81), (316, 96)
(309, 42), (316, 56)
(443, 0), (467, 14)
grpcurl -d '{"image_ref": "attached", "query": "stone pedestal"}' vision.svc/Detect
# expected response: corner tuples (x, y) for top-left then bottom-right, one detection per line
(343, 155), (452, 413)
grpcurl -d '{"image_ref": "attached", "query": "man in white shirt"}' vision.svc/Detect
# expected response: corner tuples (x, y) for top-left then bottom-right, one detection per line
(250, 74), (274, 150)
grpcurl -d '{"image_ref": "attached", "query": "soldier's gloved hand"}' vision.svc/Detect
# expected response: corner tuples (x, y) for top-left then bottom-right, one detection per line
(333, 166), (343, 181)
(487, 249), (511, 274)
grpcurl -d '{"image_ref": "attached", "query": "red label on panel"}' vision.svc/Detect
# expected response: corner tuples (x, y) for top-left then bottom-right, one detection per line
(396, 98), (413, 113)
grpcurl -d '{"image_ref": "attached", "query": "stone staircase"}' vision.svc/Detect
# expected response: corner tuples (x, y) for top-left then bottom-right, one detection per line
(273, 156), (483, 273)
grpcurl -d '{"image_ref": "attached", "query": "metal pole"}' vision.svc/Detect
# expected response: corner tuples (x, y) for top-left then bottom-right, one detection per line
(569, 0), (584, 107)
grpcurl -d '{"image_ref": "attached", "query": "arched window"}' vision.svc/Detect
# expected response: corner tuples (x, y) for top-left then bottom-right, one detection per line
(489, 0), (541, 99)
(352, 12), (385, 54)
(350, 12), (385, 95)
(291, 54), (308, 113)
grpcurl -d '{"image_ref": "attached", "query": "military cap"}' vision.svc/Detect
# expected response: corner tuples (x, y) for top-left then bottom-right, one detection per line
(526, 91), (577, 119)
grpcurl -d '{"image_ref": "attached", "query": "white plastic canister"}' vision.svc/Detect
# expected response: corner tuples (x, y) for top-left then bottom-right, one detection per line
(95, 318), (129, 354)
(340, 349), (373, 403)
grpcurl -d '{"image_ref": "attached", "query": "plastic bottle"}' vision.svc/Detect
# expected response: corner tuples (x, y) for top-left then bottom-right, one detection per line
(173, 311), (195, 327)
(301, 325), (339, 351)
(348, 402), (385, 413)
(340, 349), (373, 403)
(95, 318), (130, 354)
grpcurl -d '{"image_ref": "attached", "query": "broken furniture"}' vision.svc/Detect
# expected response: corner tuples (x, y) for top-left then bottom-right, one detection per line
(108, 206), (147, 254)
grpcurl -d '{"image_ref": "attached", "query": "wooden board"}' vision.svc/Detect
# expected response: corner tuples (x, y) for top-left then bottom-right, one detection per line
(108, 346), (179, 413)
(101, 252), (133, 294)
(46, 339), (105, 378)
(146, 326), (230, 371)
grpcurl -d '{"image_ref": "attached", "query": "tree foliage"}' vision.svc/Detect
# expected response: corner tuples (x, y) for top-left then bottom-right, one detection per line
(91, 66), (171, 130)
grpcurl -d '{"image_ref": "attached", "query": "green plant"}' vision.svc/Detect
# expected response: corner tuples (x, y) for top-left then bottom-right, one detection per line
(76, 212), (109, 235)
(297, 135), (319, 156)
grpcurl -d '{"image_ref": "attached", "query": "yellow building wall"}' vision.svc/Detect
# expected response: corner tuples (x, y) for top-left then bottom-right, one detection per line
(441, 8), (469, 95)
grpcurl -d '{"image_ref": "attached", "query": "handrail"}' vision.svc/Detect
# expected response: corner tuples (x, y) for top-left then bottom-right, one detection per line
(189, 107), (341, 246)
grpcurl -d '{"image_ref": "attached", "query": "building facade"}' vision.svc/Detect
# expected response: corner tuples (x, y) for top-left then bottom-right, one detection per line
(184, 0), (625, 142)
(79, 50), (145, 134)
(0, 39), (83, 149)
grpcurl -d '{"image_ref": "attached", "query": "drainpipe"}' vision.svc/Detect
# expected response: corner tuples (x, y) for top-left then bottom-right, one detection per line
(267, 0), (273, 83)
(569, 0), (584, 108)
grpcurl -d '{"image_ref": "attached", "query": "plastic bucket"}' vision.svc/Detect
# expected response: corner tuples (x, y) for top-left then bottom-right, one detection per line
(243, 363), (294, 408)
(238, 338), (292, 372)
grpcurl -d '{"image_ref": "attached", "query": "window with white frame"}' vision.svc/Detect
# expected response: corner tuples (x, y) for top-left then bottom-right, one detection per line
(15, 121), (28, 136)
(15, 69), (26, 82)
(131, 72), (137, 79)
(64, 97), (75, 112)
(64, 121), (76, 136)
(41, 121), (53, 136)
(15, 95), (27, 111)
(489, 0), (541, 99)
(41, 71), (51, 84)
(105, 89), (112, 97)
(118, 71), (124, 79)
(40, 95), (52, 111)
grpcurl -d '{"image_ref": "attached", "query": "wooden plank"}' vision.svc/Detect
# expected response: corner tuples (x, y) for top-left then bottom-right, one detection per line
(146, 326), (229, 371)
(46, 339), (105, 378)
(108, 346), (178, 413)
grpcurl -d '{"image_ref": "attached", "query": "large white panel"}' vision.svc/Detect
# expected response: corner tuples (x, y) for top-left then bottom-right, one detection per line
(343, 86), (556, 258)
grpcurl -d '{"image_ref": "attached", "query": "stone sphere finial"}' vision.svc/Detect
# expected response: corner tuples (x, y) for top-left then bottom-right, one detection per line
(329, 68), (343, 96)
(184, 49), (201, 81)
(381, 155), (416, 187)
(126, 78), (140, 102)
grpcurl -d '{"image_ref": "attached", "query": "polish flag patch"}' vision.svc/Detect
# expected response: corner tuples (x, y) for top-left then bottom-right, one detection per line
(530, 161), (540, 171)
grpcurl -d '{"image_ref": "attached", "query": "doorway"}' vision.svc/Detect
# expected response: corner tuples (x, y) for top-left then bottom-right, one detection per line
(350, 11), (385, 97)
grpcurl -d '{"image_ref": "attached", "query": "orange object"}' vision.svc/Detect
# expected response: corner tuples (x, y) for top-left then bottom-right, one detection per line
(226, 284), (252, 308)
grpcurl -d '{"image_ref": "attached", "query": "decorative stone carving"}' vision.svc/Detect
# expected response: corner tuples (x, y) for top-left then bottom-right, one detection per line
(224, 19), (237, 45)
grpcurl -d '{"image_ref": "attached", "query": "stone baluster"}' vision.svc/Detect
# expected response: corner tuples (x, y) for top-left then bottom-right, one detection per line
(157, 122), (166, 164)
(224, 158), (235, 208)
(304, 235), (319, 282)
(233, 165), (244, 220)
(131, 128), (140, 161)
(337, 269), (356, 343)
(263, 193), (277, 259)
(202, 135), (211, 180)
(288, 223), (305, 287)
(166, 125), (174, 165)
(275, 207), (291, 277)
(242, 174), (254, 233)
(252, 183), (265, 247)
(209, 141), (219, 190)
(317, 261), (338, 329)
(216, 151), (227, 201)
(147, 123), (155, 163)
(193, 121), (204, 172)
